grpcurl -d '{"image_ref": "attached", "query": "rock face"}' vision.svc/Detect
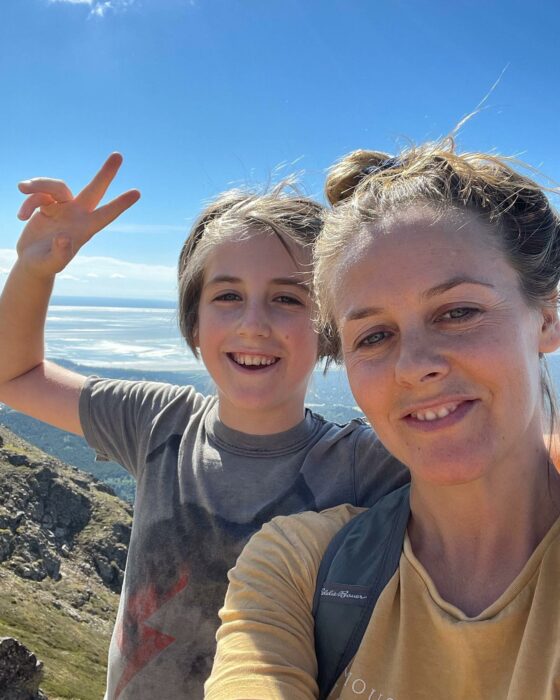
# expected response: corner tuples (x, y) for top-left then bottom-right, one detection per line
(0, 433), (132, 592)
(0, 637), (47, 699)
(0, 424), (132, 699)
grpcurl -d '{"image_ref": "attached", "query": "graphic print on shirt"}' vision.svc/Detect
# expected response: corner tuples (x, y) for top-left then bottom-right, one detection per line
(112, 432), (319, 699)
(336, 665), (397, 700)
(114, 569), (189, 699)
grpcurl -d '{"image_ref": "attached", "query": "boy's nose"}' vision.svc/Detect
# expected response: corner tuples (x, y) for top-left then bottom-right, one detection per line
(236, 305), (271, 338)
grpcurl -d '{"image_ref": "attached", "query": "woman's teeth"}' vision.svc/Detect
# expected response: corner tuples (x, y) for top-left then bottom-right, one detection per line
(411, 402), (460, 421)
(231, 353), (278, 367)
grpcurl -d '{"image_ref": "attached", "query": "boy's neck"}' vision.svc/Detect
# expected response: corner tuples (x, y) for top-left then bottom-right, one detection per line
(217, 403), (307, 436)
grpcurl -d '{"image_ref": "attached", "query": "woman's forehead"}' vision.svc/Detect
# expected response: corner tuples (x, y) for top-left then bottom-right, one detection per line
(332, 210), (519, 317)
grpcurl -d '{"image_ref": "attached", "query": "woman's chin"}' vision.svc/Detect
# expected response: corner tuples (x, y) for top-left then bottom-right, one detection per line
(407, 453), (490, 488)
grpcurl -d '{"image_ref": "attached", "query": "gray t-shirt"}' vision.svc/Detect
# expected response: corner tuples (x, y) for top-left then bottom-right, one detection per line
(79, 377), (408, 700)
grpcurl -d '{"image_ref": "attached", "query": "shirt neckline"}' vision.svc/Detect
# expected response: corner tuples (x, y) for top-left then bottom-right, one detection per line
(204, 402), (322, 456)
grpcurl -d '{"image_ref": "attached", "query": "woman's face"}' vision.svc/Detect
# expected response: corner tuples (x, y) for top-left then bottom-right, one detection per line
(334, 207), (560, 486)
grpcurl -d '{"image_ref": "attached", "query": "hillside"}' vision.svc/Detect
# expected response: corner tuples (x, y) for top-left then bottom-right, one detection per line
(0, 424), (132, 699)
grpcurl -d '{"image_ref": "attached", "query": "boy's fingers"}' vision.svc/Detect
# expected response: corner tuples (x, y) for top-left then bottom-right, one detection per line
(75, 153), (124, 210)
(18, 179), (73, 202)
(17, 193), (56, 220)
(89, 189), (141, 233)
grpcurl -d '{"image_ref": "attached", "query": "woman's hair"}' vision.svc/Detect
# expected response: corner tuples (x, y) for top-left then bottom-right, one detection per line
(178, 185), (327, 358)
(315, 138), (560, 427)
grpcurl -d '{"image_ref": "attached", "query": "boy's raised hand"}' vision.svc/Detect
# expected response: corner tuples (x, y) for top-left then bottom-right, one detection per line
(16, 153), (140, 277)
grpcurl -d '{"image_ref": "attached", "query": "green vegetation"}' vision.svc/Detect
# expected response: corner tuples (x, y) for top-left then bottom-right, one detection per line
(0, 427), (131, 700)
(0, 569), (117, 700)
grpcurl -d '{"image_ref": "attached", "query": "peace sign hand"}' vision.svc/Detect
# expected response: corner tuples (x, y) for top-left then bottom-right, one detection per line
(16, 153), (140, 278)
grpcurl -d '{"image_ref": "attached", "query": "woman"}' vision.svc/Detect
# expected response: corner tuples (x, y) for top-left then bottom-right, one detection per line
(205, 139), (560, 699)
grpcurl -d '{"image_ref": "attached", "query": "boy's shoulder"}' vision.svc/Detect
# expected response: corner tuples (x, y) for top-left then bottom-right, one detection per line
(306, 409), (370, 441)
(83, 375), (212, 412)
(307, 407), (368, 429)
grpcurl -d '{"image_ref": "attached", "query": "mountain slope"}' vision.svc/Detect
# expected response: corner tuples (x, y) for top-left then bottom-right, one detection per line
(0, 424), (132, 700)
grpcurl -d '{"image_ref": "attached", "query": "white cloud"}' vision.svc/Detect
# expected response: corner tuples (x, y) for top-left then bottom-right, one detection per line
(62, 254), (176, 298)
(0, 250), (16, 269)
(0, 249), (176, 300)
(48, 0), (136, 17)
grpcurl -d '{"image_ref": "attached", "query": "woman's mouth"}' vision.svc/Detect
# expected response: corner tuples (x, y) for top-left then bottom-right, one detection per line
(403, 399), (477, 430)
(410, 401), (460, 421)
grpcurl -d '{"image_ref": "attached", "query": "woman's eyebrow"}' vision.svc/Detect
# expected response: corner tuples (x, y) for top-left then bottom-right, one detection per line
(421, 276), (495, 300)
(343, 277), (496, 324)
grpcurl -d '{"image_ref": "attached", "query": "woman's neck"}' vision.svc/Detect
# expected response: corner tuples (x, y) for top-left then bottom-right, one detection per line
(407, 453), (560, 616)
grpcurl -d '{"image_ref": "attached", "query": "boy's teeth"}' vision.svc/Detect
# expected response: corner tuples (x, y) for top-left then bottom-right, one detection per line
(232, 353), (277, 366)
(412, 402), (459, 422)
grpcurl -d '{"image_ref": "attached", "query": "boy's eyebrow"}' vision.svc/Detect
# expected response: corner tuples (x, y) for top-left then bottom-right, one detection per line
(205, 275), (310, 293)
(343, 276), (495, 323)
(205, 275), (241, 286)
(272, 278), (311, 293)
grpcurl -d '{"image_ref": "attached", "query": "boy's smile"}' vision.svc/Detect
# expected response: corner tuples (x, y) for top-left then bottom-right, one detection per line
(196, 232), (319, 434)
(228, 352), (279, 368)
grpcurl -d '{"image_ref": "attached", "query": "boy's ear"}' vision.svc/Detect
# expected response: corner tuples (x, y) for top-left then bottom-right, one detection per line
(193, 325), (199, 348)
(539, 304), (560, 354)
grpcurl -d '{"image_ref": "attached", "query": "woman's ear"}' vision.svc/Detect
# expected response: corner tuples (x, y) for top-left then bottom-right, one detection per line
(539, 304), (560, 354)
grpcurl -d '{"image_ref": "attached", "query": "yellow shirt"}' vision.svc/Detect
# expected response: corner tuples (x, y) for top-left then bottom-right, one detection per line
(205, 504), (560, 700)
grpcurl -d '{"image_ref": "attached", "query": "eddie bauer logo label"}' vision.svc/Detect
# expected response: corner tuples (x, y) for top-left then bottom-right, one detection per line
(320, 583), (368, 605)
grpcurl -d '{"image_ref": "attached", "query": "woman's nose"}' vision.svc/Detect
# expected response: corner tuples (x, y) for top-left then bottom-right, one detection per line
(394, 331), (450, 386)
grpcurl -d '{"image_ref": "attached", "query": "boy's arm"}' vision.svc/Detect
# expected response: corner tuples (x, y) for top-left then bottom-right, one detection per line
(0, 154), (140, 435)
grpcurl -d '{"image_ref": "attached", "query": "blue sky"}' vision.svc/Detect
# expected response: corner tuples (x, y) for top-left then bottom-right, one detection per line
(1, 0), (559, 300)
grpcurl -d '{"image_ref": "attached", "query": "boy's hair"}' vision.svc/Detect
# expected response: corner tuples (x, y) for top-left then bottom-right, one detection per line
(178, 185), (328, 359)
(315, 136), (560, 428)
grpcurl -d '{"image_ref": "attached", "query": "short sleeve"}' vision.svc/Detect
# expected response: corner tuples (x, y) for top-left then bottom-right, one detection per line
(79, 377), (201, 478)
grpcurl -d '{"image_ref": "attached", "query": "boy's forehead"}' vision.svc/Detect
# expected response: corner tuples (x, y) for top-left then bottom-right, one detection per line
(203, 233), (312, 284)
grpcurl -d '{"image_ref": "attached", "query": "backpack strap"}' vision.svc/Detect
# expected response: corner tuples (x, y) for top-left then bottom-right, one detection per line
(312, 484), (411, 700)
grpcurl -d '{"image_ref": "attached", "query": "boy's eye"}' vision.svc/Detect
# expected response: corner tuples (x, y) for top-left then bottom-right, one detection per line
(214, 292), (241, 302)
(275, 295), (303, 305)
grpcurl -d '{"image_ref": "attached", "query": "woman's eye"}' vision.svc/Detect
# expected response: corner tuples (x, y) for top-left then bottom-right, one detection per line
(440, 307), (480, 321)
(358, 330), (391, 347)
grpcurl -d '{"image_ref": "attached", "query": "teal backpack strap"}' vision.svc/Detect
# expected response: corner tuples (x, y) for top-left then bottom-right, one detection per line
(312, 484), (411, 700)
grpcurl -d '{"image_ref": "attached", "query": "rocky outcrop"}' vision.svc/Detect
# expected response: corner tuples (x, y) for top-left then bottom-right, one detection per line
(0, 637), (47, 699)
(0, 424), (130, 699)
(0, 426), (132, 592)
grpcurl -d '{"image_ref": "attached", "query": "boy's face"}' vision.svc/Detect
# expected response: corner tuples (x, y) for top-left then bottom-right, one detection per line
(195, 232), (319, 434)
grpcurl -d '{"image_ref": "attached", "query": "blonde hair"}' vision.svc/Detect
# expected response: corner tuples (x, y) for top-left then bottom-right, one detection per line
(316, 138), (560, 357)
(178, 185), (327, 358)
